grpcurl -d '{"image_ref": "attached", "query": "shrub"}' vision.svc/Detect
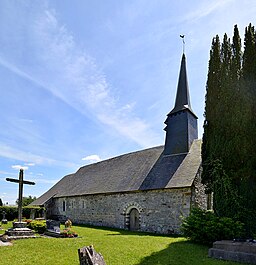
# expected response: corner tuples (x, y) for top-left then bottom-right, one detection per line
(181, 208), (245, 245)
(27, 220), (47, 234)
(61, 228), (78, 238)
(0, 206), (18, 220)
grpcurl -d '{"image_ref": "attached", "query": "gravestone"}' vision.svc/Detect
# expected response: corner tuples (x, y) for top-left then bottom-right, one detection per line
(1, 211), (8, 224)
(44, 219), (62, 237)
(46, 219), (61, 233)
(78, 245), (106, 265)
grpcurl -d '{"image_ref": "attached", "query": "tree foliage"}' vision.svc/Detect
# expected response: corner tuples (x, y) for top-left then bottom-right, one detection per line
(16, 195), (37, 207)
(181, 208), (245, 246)
(0, 198), (3, 207)
(202, 24), (256, 236)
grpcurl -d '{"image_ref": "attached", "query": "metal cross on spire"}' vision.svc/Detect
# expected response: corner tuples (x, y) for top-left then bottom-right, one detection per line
(180, 34), (185, 54)
(6, 169), (35, 222)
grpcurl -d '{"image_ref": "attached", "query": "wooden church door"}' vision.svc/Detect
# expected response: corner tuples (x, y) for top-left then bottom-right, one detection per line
(129, 208), (139, 231)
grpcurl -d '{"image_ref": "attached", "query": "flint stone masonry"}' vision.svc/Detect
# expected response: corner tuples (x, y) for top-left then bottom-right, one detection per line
(46, 183), (207, 234)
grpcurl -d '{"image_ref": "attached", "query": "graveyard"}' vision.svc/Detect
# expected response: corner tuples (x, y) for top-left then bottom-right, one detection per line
(0, 221), (244, 265)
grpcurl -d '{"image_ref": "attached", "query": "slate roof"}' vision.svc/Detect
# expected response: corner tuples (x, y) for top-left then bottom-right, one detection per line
(169, 53), (197, 118)
(32, 139), (201, 206)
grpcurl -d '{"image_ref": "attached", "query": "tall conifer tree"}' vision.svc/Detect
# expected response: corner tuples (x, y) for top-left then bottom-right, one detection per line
(202, 24), (256, 235)
(202, 35), (221, 192)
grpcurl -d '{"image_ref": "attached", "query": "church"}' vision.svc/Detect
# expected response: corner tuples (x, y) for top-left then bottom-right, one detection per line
(32, 53), (208, 234)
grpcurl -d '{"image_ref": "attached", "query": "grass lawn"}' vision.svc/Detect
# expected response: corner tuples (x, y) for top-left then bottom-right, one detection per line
(0, 223), (243, 265)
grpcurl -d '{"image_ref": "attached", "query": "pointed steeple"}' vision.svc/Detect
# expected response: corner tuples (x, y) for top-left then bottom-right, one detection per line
(163, 53), (198, 155)
(169, 53), (196, 117)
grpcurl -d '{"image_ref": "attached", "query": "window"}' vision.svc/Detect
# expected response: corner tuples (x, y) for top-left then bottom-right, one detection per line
(63, 201), (66, 211)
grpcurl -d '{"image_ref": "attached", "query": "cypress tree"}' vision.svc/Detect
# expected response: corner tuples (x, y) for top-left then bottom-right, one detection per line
(202, 35), (221, 192)
(202, 24), (256, 235)
(239, 23), (256, 234)
(231, 25), (242, 81)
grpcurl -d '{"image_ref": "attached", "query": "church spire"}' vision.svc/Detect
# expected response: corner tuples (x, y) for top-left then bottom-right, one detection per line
(169, 53), (196, 117)
(163, 53), (198, 155)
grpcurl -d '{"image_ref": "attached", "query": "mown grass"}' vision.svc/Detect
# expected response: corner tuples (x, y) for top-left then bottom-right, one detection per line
(0, 223), (243, 265)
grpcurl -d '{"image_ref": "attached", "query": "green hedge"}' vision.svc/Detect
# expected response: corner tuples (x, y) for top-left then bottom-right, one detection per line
(27, 220), (46, 234)
(0, 206), (45, 220)
(181, 208), (245, 245)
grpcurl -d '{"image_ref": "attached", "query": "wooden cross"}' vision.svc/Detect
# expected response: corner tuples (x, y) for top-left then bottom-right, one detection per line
(6, 169), (35, 222)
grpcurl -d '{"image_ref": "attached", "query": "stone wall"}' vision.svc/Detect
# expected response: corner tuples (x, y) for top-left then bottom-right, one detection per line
(47, 188), (194, 234)
(191, 166), (209, 210)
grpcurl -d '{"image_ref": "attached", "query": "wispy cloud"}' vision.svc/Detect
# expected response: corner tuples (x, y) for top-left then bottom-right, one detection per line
(0, 143), (54, 165)
(12, 165), (28, 170)
(0, 6), (160, 149)
(82, 154), (102, 164)
(36, 8), (160, 147)
(0, 143), (78, 168)
(24, 162), (35, 166)
(0, 170), (16, 176)
(183, 0), (232, 22)
(11, 162), (35, 171)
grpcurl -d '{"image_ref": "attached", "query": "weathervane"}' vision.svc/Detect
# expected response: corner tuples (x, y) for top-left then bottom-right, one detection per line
(180, 35), (185, 54)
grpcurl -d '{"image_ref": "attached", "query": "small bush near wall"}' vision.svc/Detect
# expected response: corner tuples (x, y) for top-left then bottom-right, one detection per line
(181, 208), (245, 245)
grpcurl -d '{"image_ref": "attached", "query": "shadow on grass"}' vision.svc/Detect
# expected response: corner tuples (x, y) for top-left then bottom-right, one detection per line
(74, 223), (179, 238)
(135, 241), (243, 265)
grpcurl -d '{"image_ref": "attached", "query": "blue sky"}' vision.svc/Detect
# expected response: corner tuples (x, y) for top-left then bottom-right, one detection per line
(0, 0), (255, 205)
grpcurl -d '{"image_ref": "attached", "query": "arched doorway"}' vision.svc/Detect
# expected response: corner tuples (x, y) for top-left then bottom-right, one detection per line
(129, 208), (140, 231)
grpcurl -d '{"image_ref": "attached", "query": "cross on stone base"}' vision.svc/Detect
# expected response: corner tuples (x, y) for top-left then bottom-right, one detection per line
(3, 169), (36, 240)
(6, 169), (35, 222)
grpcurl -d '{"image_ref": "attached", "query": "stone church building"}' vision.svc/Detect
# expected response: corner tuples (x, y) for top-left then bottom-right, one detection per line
(32, 53), (208, 234)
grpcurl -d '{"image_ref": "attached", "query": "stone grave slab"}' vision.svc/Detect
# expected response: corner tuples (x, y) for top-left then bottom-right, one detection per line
(209, 240), (256, 264)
